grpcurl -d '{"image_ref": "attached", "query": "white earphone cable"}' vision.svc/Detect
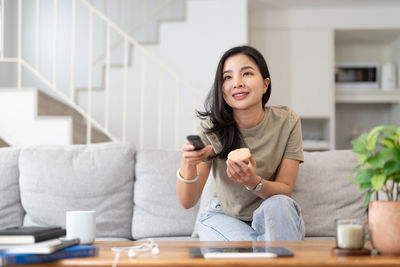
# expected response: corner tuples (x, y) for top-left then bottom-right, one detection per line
(111, 239), (160, 267)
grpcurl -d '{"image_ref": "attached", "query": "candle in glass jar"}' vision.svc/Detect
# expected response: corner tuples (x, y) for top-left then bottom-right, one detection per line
(336, 219), (364, 249)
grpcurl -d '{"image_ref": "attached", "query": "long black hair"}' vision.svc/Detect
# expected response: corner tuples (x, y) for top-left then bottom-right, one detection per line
(197, 45), (272, 159)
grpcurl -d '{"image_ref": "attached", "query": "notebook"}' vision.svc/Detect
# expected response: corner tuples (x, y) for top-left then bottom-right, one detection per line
(0, 244), (98, 266)
(0, 238), (80, 254)
(0, 227), (66, 244)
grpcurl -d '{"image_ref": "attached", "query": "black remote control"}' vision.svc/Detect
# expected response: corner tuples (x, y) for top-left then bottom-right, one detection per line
(186, 135), (205, 150)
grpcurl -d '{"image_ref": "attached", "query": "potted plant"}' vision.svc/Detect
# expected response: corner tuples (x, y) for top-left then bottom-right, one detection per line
(350, 125), (400, 255)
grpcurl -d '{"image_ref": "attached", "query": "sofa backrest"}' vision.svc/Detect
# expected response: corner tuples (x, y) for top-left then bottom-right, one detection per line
(131, 149), (199, 240)
(0, 144), (368, 239)
(292, 150), (367, 237)
(18, 142), (135, 239)
(1, 143), (199, 239)
(0, 147), (24, 229)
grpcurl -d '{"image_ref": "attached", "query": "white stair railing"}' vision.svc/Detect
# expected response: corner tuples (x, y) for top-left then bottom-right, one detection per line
(0, 0), (201, 149)
(92, 0), (173, 66)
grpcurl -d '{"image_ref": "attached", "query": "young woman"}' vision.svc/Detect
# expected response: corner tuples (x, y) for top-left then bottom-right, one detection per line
(176, 46), (305, 241)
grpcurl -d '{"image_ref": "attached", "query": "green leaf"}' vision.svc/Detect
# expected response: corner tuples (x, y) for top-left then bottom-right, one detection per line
(357, 154), (368, 164)
(351, 126), (400, 197)
(381, 139), (394, 148)
(351, 133), (368, 154)
(380, 147), (399, 160)
(360, 182), (372, 191)
(353, 169), (375, 184)
(383, 161), (400, 176)
(368, 126), (384, 140)
(367, 151), (385, 169)
(392, 147), (400, 162)
(380, 125), (398, 136)
(363, 191), (373, 207)
(366, 132), (379, 151)
(371, 173), (386, 191)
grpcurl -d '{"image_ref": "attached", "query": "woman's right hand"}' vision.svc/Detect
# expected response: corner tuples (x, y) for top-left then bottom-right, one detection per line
(182, 142), (213, 167)
(177, 142), (213, 209)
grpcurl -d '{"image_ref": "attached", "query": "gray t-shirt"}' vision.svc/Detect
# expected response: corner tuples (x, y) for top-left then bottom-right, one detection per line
(197, 106), (304, 221)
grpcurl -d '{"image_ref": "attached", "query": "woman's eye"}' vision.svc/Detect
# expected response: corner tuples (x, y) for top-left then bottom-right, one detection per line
(223, 76), (231, 81)
(244, 72), (252, 76)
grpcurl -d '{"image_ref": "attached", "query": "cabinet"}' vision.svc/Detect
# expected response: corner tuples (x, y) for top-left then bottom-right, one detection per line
(253, 29), (291, 107)
(334, 29), (400, 149)
(257, 29), (335, 151)
(290, 30), (333, 118)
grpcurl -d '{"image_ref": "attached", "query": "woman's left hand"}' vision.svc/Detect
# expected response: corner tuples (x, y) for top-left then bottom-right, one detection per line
(226, 156), (259, 189)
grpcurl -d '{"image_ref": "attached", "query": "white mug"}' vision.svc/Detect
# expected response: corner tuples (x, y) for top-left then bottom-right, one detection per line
(66, 211), (96, 245)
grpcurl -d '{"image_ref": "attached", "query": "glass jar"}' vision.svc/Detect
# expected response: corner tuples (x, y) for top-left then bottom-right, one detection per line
(336, 218), (365, 249)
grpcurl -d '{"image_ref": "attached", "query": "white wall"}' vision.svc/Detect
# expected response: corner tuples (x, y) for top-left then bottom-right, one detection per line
(146, 0), (248, 97)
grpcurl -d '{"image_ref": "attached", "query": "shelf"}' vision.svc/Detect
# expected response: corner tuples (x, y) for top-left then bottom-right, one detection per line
(335, 89), (400, 103)
(335, 29), (400, 46)
(301, 118), (331, 151)
(303, 140), (331, 151)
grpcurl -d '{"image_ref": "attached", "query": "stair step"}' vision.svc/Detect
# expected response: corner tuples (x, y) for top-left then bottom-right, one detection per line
(37, 90), (111, 144)
(0, 88), (72, 146)
(0, 88), (110, 146)
(0, 137), (10, 147)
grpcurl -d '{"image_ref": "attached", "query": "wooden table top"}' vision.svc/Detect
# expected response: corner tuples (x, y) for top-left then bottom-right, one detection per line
(26, 240), (400, 267)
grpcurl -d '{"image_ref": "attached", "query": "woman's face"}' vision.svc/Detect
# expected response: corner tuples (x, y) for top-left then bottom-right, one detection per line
(221, 53), (270, 113)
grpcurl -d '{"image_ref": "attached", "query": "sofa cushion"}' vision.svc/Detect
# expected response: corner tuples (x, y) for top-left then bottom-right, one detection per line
(19, 142), (135, 239)
(292, 150), (367, 237)
(132, 149), (199, 239)
(0, 147), (24, 229)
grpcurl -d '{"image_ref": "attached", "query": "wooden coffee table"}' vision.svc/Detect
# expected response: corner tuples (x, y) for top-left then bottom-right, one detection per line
(31, 240), (399, 266)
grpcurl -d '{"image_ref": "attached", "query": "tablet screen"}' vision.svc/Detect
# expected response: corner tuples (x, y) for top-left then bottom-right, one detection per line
(189, 246), (294, 258)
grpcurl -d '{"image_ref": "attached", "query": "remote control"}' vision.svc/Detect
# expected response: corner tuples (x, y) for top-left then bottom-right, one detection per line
(186, 135), (205, 150)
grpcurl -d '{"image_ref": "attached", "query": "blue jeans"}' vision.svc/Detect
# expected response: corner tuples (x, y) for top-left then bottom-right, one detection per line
(198, 195), (305, 241)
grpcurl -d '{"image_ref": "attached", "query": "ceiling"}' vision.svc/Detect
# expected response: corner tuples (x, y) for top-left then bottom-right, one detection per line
(248, 0), (400, 11)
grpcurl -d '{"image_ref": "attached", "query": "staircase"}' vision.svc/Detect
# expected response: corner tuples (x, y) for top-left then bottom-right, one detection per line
(0, 0), (247, 149)
(0, 0), (200, 149)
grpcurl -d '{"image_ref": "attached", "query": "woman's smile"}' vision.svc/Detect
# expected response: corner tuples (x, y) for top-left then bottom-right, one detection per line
(232, 91), (250, 100)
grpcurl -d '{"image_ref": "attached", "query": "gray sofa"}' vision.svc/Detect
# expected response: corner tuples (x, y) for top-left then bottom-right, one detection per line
(0, 142), (367, 241)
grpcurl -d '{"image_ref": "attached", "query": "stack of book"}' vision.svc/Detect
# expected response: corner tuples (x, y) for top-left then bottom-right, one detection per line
(0, 227), (98, 266)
